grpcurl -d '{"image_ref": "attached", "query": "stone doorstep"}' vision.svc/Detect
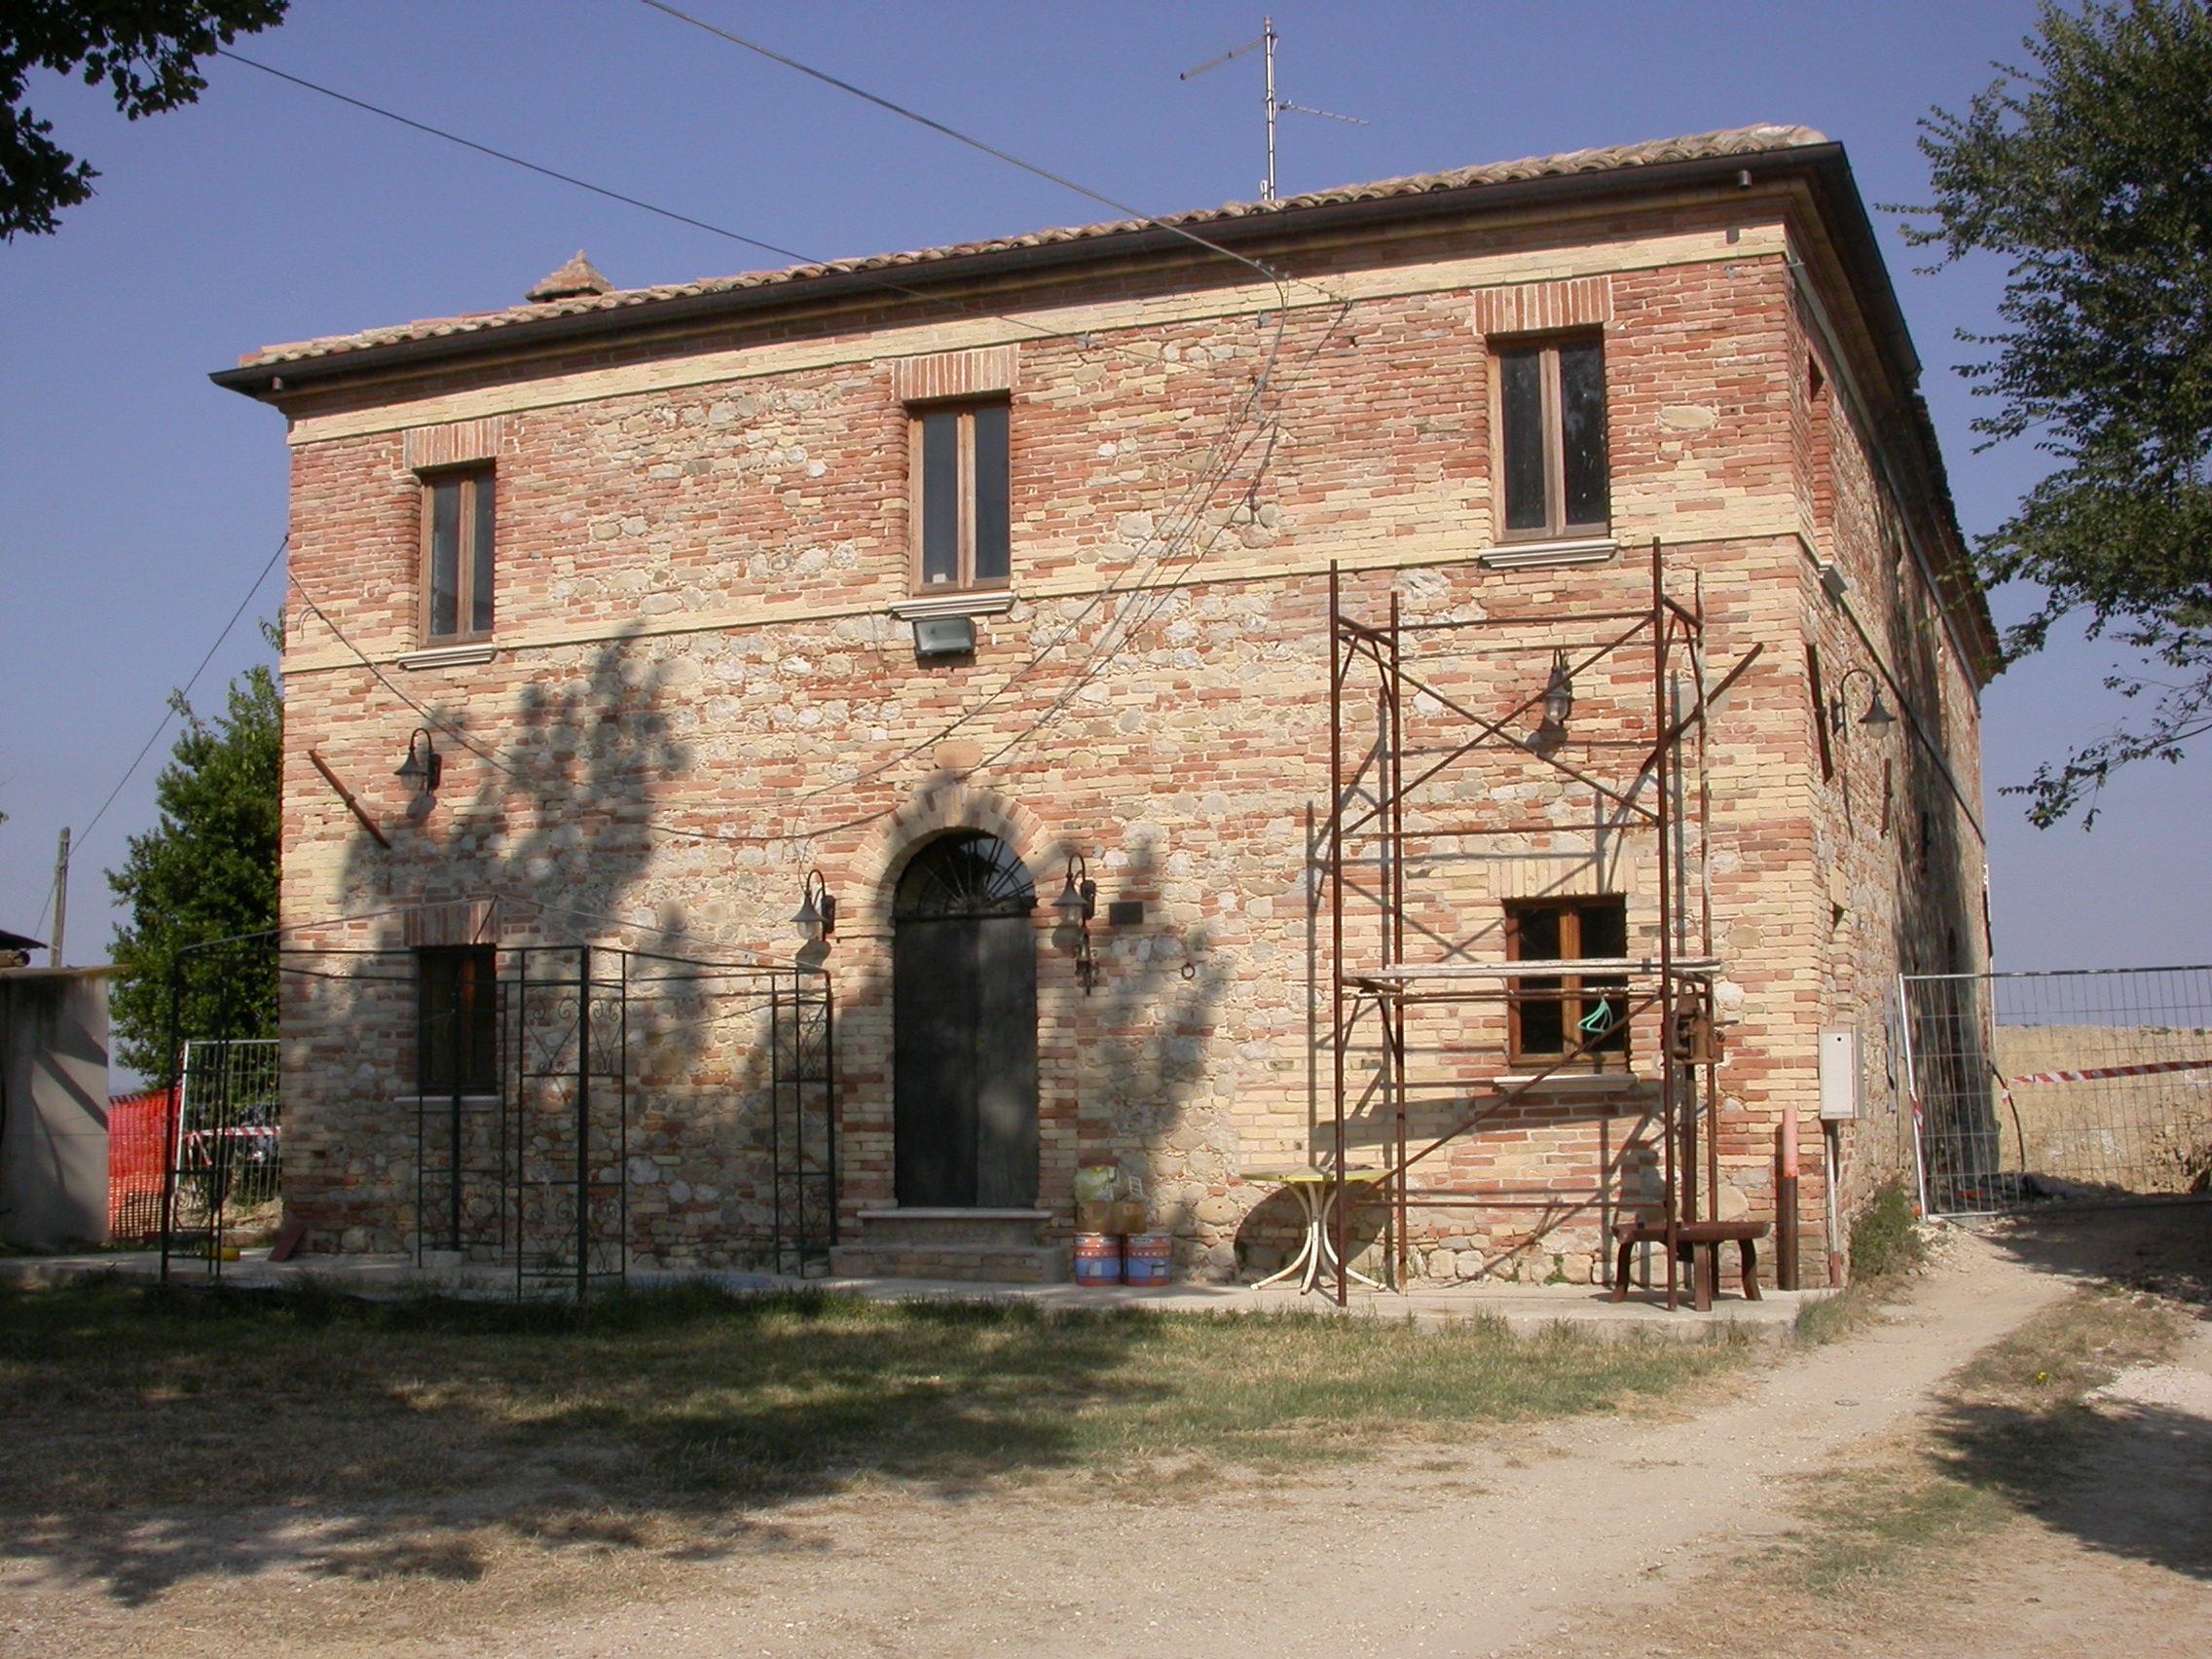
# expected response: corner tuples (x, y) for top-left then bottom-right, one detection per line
(850, 1207), (1052, 1247)
(829, 1241), (1071, 1285)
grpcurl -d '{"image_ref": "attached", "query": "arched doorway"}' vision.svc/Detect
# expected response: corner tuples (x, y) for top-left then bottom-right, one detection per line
(892, 831), (1039, 1207)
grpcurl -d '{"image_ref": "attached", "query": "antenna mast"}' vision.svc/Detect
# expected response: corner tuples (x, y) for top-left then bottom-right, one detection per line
(1182, 17), (1366, 204)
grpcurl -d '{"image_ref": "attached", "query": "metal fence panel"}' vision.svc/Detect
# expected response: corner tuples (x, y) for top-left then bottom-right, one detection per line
(166, 1038), (283, 1256)
(1903, 967), (2212, 1214)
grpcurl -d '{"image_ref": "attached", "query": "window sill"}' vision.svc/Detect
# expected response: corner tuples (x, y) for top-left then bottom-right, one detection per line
(891, 589), (1015, 621)
(1495, 1072), (1646, 1094)
(397, 644), (497, 671)
(1481, 536), (1618, 571)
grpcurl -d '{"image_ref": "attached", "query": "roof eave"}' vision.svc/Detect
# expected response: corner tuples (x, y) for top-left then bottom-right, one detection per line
(209, 141), (1869, 400)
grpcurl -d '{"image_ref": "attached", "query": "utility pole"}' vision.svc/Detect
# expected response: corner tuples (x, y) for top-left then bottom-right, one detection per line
(51, 827), (70, 968)
(1183, 17), (1366, 205)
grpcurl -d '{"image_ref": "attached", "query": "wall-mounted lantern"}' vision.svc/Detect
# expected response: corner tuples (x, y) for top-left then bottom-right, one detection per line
(793, 868), (837, 941)
(395, 728), (443, 796)
(1532, 649), (1574, 747)
(1829, 666), (1898, 737)
(1052, 854), (1099, 994)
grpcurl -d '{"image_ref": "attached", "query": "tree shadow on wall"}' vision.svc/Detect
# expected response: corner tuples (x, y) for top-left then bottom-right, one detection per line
(269, 635), (740, 1258)
(1066, 830), (1234, 1246)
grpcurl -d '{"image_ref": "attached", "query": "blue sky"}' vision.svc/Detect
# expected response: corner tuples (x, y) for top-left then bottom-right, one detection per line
(2, 0), (2203, 980)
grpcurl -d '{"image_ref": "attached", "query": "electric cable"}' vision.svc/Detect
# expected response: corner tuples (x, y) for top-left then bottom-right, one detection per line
(216, 49), (1212, 375)
(23, 532), (289, 941)
(287, 294), (1351, 849)
(632, 0), (1327, 303)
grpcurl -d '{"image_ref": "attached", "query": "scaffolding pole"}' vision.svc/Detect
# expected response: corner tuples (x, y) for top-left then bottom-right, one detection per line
(1323, 539), (1744, 1307)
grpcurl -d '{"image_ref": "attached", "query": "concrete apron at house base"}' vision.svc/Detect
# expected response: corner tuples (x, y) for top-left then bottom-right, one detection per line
(0, 1248), (1823, 1340)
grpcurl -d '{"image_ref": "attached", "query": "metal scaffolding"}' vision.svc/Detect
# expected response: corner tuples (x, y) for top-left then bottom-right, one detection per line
(1324, 539), (1758, 1306)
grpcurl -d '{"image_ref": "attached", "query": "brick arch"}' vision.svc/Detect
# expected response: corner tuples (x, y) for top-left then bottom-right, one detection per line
(856, 781), (1050, 927)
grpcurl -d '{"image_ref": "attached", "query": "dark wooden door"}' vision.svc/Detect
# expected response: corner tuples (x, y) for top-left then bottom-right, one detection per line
(892, 834), (1038, 1207)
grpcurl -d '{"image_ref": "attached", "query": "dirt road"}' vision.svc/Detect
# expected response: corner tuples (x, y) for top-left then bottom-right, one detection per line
(488, 1227), (2083, 1659)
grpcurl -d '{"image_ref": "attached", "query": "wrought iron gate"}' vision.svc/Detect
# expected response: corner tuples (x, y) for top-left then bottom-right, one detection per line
(159, 923), (836, 1290)
(1901, 966), (2212, 1214)
(413, 943), (838, 1289)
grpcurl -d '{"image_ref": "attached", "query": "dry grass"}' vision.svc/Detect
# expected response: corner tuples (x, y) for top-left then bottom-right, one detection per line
(1778, 1285), (2184, 1597)
(0, 1276), (1749, 1604)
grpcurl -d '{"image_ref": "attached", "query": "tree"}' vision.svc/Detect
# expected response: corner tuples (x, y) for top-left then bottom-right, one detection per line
(108, 661), (280, 1078)
(1902, 0), (2212, 825)
(3, 1), (288, 239)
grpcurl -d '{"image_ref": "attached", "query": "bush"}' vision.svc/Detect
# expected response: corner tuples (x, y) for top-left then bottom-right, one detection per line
(1849, 1181), (1928, 1280)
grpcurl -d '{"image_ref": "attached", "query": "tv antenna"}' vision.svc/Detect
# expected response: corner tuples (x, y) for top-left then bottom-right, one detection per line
(1181, 17), (1368, 204)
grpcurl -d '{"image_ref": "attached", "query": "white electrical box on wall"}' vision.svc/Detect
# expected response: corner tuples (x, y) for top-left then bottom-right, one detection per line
(1819, 1027), (1862, 1121)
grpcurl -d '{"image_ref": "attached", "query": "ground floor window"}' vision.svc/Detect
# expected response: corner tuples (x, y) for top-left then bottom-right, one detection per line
(418, 944), (498, 1093)
(1505, 897), (1630, 1066)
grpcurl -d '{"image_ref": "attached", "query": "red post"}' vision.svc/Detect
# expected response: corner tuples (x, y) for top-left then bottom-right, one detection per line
(1778, 1108), (1800, 1291)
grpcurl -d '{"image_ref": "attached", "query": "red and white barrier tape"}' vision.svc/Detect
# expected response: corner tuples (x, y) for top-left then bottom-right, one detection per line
(2007, 1056), (2212, 1087)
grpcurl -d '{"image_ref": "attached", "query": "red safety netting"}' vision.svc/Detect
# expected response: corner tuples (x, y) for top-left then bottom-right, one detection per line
(108, 1088), (169, 1242)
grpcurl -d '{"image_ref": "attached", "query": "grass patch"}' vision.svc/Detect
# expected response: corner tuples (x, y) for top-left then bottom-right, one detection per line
(1784, 1463), (2011, 1594)
(0, 1277), (1748, 1528)
(1933, 1284), (2182, 1509)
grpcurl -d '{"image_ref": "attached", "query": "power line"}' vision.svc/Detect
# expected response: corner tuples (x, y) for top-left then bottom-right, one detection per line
(219, 50), (815, 269)
(215, 50), (1190, 375)
(287, 298), (1350, 851)
(26, 532), (288, 939)
(633, 0), (1313, 298)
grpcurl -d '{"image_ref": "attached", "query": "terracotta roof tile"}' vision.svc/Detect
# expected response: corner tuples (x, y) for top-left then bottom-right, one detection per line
(237, 125), (1825, 369)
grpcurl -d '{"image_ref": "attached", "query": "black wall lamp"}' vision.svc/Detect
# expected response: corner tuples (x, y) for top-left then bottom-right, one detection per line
(793, 868), (837, 941)
(1052, 854), (1099, 994)
(1532, 649), (1574, 747)
(395, 728), (443, 795)
(1829, 666), (1898, 737)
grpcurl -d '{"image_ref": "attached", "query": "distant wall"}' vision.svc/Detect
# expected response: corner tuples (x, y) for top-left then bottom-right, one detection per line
(0, 969), (114, 1247)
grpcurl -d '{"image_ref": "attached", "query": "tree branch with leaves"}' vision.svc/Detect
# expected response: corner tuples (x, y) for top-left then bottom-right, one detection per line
(1899, 0), (2212, 825)
(3, 1), (287, 239)
(107, 658), (280, 1078)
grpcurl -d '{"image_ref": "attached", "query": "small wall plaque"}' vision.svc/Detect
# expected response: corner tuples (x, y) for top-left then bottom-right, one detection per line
(1107, 900), (1146, 926)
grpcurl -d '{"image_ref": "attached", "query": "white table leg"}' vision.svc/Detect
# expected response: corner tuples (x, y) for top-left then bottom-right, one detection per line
(1316, 1183), (1385, 1291)
(1253, 1181), (1322, 1290)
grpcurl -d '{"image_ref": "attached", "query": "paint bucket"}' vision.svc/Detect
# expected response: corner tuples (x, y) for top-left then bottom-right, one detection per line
(1073, 1233), (1123, 1287)
(1123, 1233), (1173, 1286)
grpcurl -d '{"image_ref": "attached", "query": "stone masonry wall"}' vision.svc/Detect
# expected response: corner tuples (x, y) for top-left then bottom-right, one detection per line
(270, 190), (1984, 1284)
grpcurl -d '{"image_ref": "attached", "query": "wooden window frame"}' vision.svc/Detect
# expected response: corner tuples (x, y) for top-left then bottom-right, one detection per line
(419, 464), (495, 645)
(1504, 896), (1632, 1070)
(1493, 331), (1610, 543)
(416, 944), (499, 1095)
(907, 397), (1012, 594)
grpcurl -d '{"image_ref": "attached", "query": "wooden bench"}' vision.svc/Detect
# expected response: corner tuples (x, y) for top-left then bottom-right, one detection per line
(1609, 1219), (1771, 1311)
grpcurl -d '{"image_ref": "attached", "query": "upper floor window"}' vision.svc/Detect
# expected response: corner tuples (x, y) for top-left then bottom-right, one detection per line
(1505, 896), (1630, 1067)
(423, 467), (495, 643)
(1496, 336), (1608, 540)
(912, 400), (1010, 590)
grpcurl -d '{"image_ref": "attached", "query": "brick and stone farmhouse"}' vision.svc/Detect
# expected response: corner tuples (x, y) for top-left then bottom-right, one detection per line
(215, 125), (1995, 1290)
